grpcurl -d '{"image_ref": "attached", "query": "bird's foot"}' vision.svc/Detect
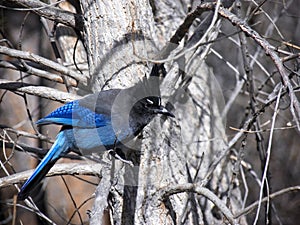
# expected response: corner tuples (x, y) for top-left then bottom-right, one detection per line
(108, 150), (134, 167)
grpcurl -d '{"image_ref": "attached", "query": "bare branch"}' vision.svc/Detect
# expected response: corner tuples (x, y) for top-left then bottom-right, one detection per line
(0, 61), (65, 83)
(4, 0), (83, 30)
(203, 87), (289, 185)
(211, 4), (300, 130)
(154, 183), (238, 225)
(0, 163), (103, 188)
(0, 79), (79, 103)
(235, 186), (300, 219)
(0, 45), (86, 84)
(176, 2), (300, 131)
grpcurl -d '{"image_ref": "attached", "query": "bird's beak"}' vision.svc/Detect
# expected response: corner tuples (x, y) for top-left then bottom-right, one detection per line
(155, 106), (175, 118)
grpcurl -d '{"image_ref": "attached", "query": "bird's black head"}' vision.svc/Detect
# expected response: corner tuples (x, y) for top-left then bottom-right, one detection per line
(127, 95), (174, 135)
(109, 76), (174, 137)
(132, 95), (173, 124)
(136, 96), (174, 118)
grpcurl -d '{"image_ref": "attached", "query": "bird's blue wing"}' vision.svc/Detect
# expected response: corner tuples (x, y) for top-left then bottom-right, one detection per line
(36, 100), (111, 128)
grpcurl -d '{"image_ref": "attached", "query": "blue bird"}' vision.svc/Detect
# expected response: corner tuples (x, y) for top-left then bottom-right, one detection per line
(18, 80), (174, 200)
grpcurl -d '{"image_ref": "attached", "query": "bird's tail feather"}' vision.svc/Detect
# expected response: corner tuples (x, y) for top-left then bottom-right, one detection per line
(18, 131), (70, 200)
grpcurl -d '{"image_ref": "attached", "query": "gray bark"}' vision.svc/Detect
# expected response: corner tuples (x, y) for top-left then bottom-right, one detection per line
(76, 0), (246, 224)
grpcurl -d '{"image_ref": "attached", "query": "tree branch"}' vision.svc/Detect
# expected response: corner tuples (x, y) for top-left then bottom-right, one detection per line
(153, 183), (238, 225)
(0, 163), (103, 188)
(197, 3), (300, 131)
(0, 79), (79, 103)
(0, 45), (86, 84)
(0, 61), (65, 83)
(234, 186), (300, 219)
(4, 0), (83, 30)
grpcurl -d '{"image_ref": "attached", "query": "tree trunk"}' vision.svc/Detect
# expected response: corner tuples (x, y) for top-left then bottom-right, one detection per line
(78, 1), (246, 225)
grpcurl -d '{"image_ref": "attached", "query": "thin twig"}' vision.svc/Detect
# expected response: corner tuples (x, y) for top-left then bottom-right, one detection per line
(203, 86), (288, 185)
(213, 5), (300, 131)
(253, 86), (282, 225)
(3, 0), (83, 30)
(235, 186), (300, 219)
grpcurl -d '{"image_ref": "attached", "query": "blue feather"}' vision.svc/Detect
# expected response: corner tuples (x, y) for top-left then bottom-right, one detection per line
(36, 101), (111, 128)
(18, 131), (71, 200)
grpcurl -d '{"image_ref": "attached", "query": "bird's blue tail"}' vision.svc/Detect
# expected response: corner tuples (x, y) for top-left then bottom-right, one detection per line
(18, 131), (71, 200)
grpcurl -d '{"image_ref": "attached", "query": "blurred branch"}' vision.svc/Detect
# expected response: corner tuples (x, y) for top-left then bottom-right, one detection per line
(3, 0), (83, 30)
(0, 163), (103, 188)
(0, 61), (65, 83)
(235, 186), (300, 219)
(282, 52), (300, 62)
(0, 79), (79, 103)
(0, 45), (86, 84)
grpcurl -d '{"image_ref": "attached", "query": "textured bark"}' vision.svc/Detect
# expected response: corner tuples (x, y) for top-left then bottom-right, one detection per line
(79, 1), (158, 224)
(78, 0), (246, 224)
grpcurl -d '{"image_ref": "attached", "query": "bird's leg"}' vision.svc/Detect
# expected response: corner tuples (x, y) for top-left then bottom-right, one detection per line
(108, 149), (134, 167)
(108, 136), (134, 167)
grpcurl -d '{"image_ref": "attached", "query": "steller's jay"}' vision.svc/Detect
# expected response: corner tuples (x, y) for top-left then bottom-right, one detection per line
(18, 78), (174, 200)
